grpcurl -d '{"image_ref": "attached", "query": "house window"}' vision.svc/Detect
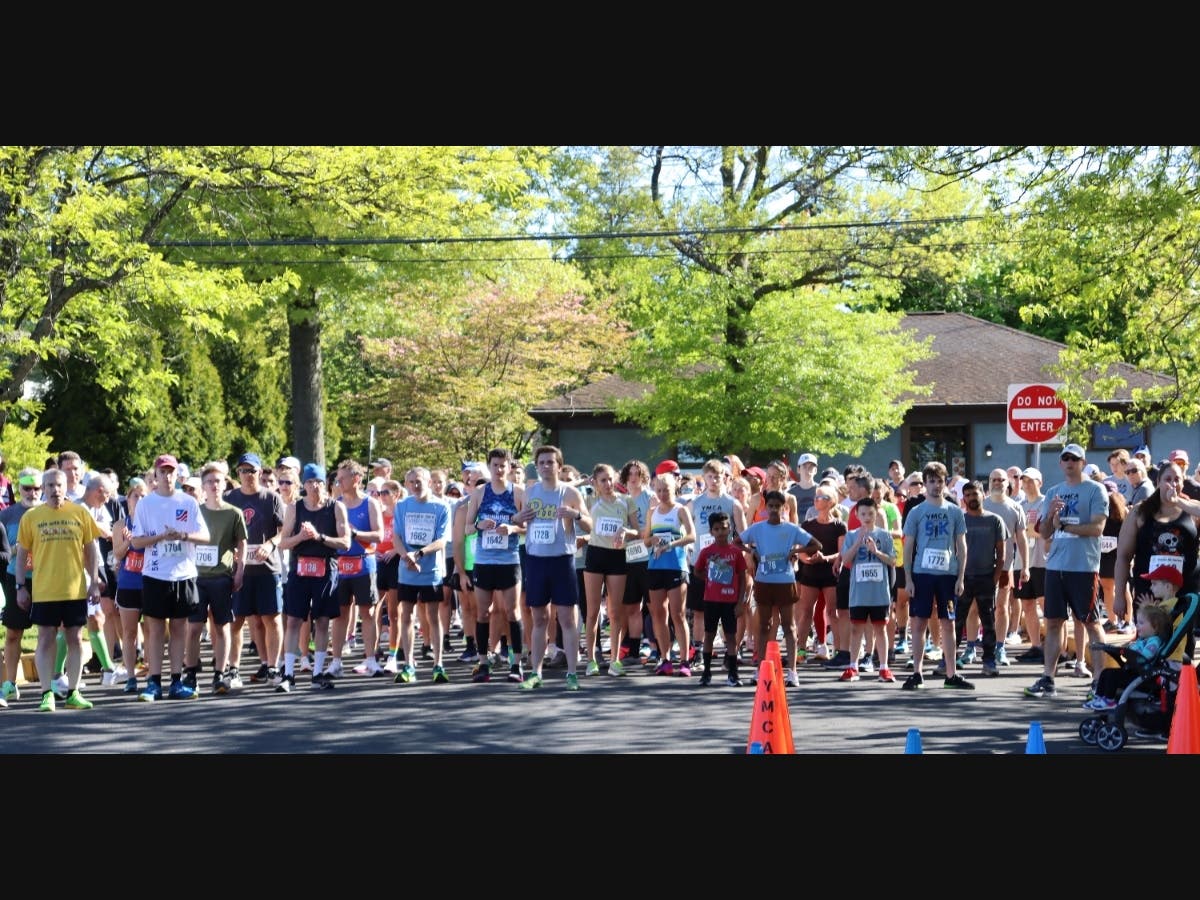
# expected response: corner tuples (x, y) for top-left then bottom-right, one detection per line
(909, 426), (967, 478)
(1091, 422), (1144, 451)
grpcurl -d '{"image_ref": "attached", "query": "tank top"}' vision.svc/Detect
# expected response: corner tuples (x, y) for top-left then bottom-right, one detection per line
(1133, 507), (1200, 593)
(648, 502), (687, 571)
(524, 482), (576, 557)
(337, 497), (377, 576)
(474, 482), (520, 564)
(587, 493), (634, 551)
(292, 501), (339, 566)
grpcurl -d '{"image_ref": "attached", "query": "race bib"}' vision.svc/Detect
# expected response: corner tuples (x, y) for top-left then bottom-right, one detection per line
(160, 540), (184, 557)
(481, 529), (509, 551)
(404, 513), (436, 546)
(625, 539), (648, 563)
(244, 543), (264, 564)
(337, 555), (364, 576)
(297, 556), (327, 577)
(856, 561), (885, 583)
(87, 600), (101, 618)
(124, 550), (144, 574)
(759, 554), (790, 577)
(1099, 536), (1118, 554)
(106, 550), (116, 569)
(595, 516), (621, 538)
(1148, 553), (1184, 575)
(195, 544), (219, 568)
(706, 556), (734, 585)
(694, 533), (715, 555)
(921, 548), (951, 572)
(529, 521), (555, 545)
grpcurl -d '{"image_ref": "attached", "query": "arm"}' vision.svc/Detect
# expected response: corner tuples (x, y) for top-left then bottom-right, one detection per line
(277, 503), (304, 551)
(560, 486), (591, 532)
(84, 541), (101, 599)
(1112, 512), (1139, 620)
(955, 531), (967, 593)
(325, 504), (352, 552)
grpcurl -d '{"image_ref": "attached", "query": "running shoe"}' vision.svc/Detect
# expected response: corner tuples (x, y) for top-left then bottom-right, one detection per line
(655, 659), (674, 676)
(383, 654), (400, 674)
(63, 689), (93, 709)
(565, 672), (580, 691)
(700, 670), (712, 686)
(312, 672), (335, 690)
(212, 674), (226, 695)
(226, 667), (244, 689)
(981, 661), (999, 677)
(325, 659), (344, 679)
(1023, 675), (1057, 698)
(678, 662), (692, 677)
(123, 677), (139, 695)
(471, 663), (491, 683)
(507, 661), (523, 683)
(167, 680), (197, 700)
(995, 644), (1010, 666)
(249, 663), (271, 683)
(957, 644), (977, 666)
(52, 674), (69, 700)
(839, 667), (859, 682)
(585, 660), (601, 677)
(607, 657), (625, 677)
(726, 674), (744, 687)
(858, 656), (875, 674)
(395, 665), (416, 684)
(878, 668), (896, 683)
(432, 665), (449, 684)
(101, 669), (117, 686)
(943, 674), (975, 690)
(784, 669), (800, 687)
(38, 690), (56, 712)
(459, 647), (480, 664)
(1083, 696), (1116, 711)
(519, 673), (543, 691)
(275, 675), (294, 694)
(138, 681), (163, 702)
(1016, 646), (1044, 662)
(1, 681), (19, 702)
(901, 672), (925, 690)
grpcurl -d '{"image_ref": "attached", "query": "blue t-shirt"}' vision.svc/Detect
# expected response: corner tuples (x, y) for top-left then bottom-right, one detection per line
(740, 520), (815, 584)
(394, 495), (450, 586)
(1044, 478), (1109, 573)
(903, 499), (966, 577)
(843, 526), (894, 607)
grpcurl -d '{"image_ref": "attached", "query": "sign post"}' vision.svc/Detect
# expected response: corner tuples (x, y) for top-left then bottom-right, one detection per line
(1007, 383), (1068, 471)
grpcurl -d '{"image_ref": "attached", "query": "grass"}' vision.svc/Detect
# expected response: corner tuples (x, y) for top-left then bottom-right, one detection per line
(0, 624), (41, 655)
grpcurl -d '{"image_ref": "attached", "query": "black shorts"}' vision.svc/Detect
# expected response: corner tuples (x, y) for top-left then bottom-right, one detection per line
(895, 566), (907, 592)
(2, 596), (32, 631)
(622, 560), (651, 606)
(234, 570), (283, 617)
(646, 568), (685, 592)
(192, 574), (235, 626)
(285, 571), (340, 620)
(686, 569), (705, 613)
(99, 564), (118, 599)
(116, 585), (143, 611)
(1016, 566), (1046, 600)
(142, 576), (199, 620)
(30, 599), (88, 629)
(337, 573), (378, 607)
(1043, 569), (1100, 623)
(473, 563), (521, 592)
(399, 583), (441, 604)
(375, 555), (401, 593)
(848, 604), (890, 624)
(584, 544), (627, 576)
(836, 567), (851, 610)
(703, 602), (737, 636)
(798, 565), (838, 589)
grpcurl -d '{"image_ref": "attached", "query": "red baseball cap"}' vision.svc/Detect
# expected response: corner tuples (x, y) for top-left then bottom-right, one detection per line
(1169, 449), (1190, 464)
(154, 453), (178, 470)
(654, 460), (680, 476)
(1140, 565), (1183, 587)
(744, 466), (767, 481)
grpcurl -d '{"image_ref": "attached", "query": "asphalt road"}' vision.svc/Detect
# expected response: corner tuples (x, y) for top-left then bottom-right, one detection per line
(0, 633), (1175, 756)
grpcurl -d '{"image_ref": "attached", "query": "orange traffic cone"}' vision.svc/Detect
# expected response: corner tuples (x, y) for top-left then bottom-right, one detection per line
(1168, 663), (1200, 754)
(763, 640), (795, 753)
(746, 658), (793, 753)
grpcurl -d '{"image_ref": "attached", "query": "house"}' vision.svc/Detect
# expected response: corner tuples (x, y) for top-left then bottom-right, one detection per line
(529, 311), (1188, 481)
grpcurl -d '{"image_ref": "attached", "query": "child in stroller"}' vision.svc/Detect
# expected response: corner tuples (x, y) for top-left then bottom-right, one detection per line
(1079, 567), (1199, 751)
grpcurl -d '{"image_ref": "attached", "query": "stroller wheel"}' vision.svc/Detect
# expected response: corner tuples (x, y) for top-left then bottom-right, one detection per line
(1079, 717), (1101, 745)
(1096, 720), (1128, 752)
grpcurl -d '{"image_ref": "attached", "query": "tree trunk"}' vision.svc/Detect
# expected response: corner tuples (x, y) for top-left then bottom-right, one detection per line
(289, 287), (325, 466)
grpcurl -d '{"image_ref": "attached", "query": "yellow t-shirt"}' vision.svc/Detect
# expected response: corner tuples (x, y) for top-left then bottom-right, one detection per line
(17, 502), (102, 602)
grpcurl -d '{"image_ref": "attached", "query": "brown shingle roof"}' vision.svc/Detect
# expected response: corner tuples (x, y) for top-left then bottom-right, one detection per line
(529, 311), (1169, 414)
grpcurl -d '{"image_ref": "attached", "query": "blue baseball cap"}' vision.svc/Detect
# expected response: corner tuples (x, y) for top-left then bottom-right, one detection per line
(236, 452), (262, 470)
(301, 463), (326, 483)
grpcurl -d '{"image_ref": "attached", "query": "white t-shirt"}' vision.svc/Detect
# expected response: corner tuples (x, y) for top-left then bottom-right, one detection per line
(132, 490), (205, 582)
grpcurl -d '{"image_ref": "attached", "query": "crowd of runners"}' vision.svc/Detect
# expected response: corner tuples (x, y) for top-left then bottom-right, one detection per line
(1, 440), (1195, 715)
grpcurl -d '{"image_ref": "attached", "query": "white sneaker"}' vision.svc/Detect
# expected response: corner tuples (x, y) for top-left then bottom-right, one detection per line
(383, 655), (400, 674)
(53, 674), (70, 699)
(111, 664), (128, 681)
(814, 644), (830, 660)
(1005, 631), (1024, 646)
(326, 659), (344, 679)
(298, 655), (314, 672)
(784, 669), (800, 688)
(101, 670), (116, 686)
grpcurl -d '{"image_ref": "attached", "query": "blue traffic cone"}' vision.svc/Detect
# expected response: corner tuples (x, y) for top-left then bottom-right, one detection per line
(1026, 721), (1046, 754)
(904, 727), (922, 754)
(748, 741), (764, 754)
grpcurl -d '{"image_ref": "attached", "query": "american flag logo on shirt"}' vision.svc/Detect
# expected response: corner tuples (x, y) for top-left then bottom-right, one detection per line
(175, 508), (189, 522)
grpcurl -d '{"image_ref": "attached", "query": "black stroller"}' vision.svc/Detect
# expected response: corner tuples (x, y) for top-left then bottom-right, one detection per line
(1079, 591), (1200, 752)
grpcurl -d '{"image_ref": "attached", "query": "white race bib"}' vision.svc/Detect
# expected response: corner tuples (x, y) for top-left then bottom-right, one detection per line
(856, 561), (885, 583)
(481, 530), (508, 551)
(1099, 536), (1118, 554)
(921, 548), (951, 572)
(625, 539), (648, 563)
(195, 544), (219, 567)
(595, 516), (621, 538)
(1148, 553), (1184, 574)
(404, 513), (435, 546)
(160, 540), (184, 557)
(529, 521), (555, 545)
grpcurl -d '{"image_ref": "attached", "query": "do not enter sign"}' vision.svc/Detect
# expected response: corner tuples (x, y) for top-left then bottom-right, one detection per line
(1007, 383), (1067, 444)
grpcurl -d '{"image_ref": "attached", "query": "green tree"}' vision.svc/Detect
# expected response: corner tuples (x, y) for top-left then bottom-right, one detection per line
(549, 146), (951, 456)
(357, 266), (628, 470)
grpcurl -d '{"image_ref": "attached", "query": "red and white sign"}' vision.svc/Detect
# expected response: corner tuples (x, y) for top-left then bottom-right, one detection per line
(1007, 383), (1067, 444)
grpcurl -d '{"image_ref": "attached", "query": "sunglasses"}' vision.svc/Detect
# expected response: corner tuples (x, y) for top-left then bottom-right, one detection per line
(1061, 455), (1082, 462)
(277, 479), (294, 486)
(20, 485), (39, 492)
(237, 468), (258, 475)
